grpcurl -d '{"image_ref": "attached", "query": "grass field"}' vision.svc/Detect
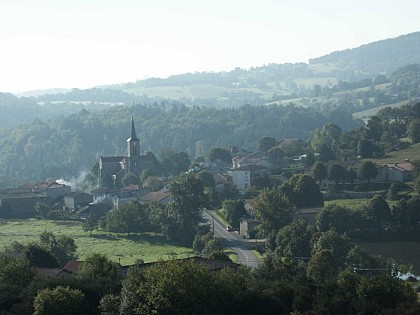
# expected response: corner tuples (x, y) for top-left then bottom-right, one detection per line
(0, 219), (194, 265)
(325, 198), (370, 209)
(369, 143), (420, 164)
(352, 100), (409, 120)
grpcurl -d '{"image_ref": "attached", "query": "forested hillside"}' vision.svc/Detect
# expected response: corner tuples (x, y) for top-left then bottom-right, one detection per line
(0, 103), (359, 186)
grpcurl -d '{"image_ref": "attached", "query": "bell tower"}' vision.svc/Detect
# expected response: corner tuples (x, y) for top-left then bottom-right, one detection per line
(127, 116), (140, 158)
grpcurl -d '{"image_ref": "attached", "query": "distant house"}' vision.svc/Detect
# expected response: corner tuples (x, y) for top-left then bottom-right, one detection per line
(294, 207), (323, 225)
(228, 165), (271, 194)
(64, 192), (93, 211)
(239, 218), (258, 238)
(139, 190), (172, 205)
(32, 181), (71, 201)
(0, 193), (47, 218)
(376, 162), (414, 182)
(79, 203), (111, 219)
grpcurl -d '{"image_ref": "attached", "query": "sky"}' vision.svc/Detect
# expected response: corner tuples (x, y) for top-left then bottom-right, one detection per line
(0, 0), (419, 93)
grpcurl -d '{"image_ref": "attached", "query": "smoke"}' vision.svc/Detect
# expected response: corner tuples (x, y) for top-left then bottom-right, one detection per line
(56, 170), (93, 192)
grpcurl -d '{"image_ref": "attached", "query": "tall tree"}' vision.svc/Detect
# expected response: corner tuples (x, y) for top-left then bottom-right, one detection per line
(358, 161), (378, 183)
(33, 286), (87, 315)
(167, 173), (207, 243)
(251, 185), (294, 237)
(312, 161), (327, 186)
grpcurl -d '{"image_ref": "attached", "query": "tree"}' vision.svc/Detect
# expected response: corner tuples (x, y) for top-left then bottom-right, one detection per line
(282, 174), (324, 208)
(357, 139), (374, 158)
(250, 185), (294, 237)
(311, 230), (352, 268)
(77, 253), (119, 284)
(24, 243), (58, 268)
(275, 219), (312, 258)
(166, 173), (207, 243)
(118, 260), (243, 315)
(33, 286), (87, 315)
(223, 199), (246, 229)
(159, 149), (190, 176)
(0, 256), (35, 291)
(358, 161), (378, 183)
(265, 146), (285, 162)
(312, 161), (327, 186)
(207, 147), (232, 164)
(82, 213), (98, 235)
(307, 249), (339, 283)
(105, 202), (149, 235)
(38, 232), (77, 267)
(316, 204), (352, 234)
(408, 118), (420, 143)
(197, 170), (215, 189)
(256, 136), (277, 152)
(328, 163), (346, 186)
(35, 201), (51, 219)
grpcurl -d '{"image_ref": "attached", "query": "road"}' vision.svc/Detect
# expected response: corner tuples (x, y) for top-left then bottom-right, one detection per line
(202, 210), (260, 268)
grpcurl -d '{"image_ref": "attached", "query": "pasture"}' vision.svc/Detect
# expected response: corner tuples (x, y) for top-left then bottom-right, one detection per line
(0, 219), (194, 265)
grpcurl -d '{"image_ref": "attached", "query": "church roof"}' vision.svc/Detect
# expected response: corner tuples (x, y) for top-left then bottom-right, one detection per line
(100, 156), (126, 163)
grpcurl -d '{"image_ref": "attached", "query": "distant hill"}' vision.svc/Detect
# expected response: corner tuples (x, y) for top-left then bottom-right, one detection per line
(309, 32), (420, 75)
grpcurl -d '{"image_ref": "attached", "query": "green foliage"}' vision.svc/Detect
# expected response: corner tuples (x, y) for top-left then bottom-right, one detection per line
(327, 163), (346, 185)
(251, 185), (294, 237)
(105, 202), (150, 235)
(256, 136), (277, 152)
(282, 174), (324, 208)
(311, 230), (352, 267)
(118, 260), (246, 315)
(35, 202), (51, 219)
(222, 199), (246, 229)
(158, 149), (190, 176)
(77, 253), (120, 288)
(33, 286), (87, 315)
(82, 213), (97, 235)
(275, 219), (312, 258)
(165, 173), (207, 243)
(307, 249), (339, 283)
(358, 160), (378, 182)
(407, 118), (420, 143)
(38, 231), (77, 267)
(0, 255), (35, 292)
(316, 204), (352, 234)
(207, 147), (232, 163)
(312, 161), (327, 186)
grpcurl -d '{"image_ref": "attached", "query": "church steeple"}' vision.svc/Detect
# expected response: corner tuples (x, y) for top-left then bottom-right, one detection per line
(127, 116), (140, 157)
(130, 116), (139, 141)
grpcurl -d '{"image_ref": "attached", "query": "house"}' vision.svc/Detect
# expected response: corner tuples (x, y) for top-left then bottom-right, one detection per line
(78, 203), (111, 219)
(0, 193), (47, 218)
(294, 207), (323, 225)
(64, 192), (93, 211)
(228, 165), (271, 194)
(239, 218), (258, 238)
(376, 162), (414, 182)
(139, 190), (172, 205)
(32, 180), (71, 201)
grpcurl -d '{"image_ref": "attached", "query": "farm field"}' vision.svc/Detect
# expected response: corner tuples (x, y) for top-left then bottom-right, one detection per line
(371, 143), (420, 164)
(0, 219), (194, 265)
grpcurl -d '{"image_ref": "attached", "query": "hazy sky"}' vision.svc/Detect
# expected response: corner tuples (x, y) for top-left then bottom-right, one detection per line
(0, 0), (419, 92)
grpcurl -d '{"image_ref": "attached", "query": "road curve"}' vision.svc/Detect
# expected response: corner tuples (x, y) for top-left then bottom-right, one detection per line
(202, 210), (260, 268)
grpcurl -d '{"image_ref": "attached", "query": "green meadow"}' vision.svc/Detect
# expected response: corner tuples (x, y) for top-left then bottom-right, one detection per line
(0, 219), (194, 265)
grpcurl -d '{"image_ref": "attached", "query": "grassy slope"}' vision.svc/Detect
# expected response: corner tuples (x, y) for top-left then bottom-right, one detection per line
(0, 219), (193, 265)
(371, 143), (420, 164)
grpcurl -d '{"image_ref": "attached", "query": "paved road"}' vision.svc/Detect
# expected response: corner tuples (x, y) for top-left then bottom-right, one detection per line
(202, 210), (260, 268)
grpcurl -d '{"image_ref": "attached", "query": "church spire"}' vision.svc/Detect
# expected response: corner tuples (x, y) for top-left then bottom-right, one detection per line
(130, 116), (139, 141)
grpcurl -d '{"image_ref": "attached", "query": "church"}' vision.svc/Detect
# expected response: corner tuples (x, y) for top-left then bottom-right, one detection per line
(98, 118), (155, 187)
